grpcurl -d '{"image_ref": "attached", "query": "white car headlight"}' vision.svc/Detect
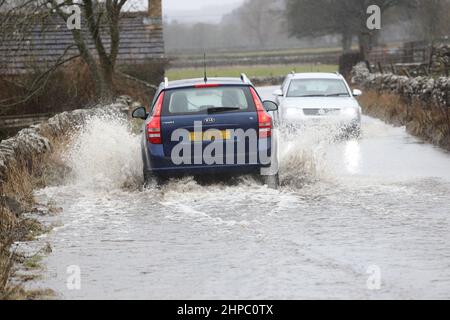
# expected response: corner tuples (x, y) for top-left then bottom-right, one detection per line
(342, 108), (357, 117)
(285, 108), (303, 117)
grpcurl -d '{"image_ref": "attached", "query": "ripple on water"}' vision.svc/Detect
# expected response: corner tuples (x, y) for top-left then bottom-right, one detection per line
(26, 104), (450, 299)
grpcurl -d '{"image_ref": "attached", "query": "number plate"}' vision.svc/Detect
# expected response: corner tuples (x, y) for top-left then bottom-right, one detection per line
(189, 130), (231, 141)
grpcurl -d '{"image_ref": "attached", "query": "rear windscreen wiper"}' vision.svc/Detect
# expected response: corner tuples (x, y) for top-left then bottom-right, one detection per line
(207, 107), (240, 114)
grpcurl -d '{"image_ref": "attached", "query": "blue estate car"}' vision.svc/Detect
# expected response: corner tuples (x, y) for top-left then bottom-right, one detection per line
(131, 75), (279, 188)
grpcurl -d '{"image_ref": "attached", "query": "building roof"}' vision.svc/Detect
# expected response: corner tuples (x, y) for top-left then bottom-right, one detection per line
(0, 12), (165, 75)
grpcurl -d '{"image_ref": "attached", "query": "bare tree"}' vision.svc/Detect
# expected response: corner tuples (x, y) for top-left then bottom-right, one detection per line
(0, 0), (74, 112)
(286, 0), (411, 58)
(409, 0), (450, 44)
(1, 0), (132, 104)
(236, 0), (281, 48)
(50, 0), (129, 99)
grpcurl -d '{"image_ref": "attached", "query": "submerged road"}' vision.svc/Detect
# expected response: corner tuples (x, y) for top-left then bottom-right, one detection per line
(27, 87), (450, 299)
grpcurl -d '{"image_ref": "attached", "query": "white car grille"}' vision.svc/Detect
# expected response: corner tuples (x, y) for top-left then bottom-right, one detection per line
(302, 108), (341, 116)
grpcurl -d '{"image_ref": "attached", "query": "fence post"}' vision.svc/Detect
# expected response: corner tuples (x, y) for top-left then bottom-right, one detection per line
(377, 62), (384, 74)
(428, 45), (434, 75)
(365, 60), (372, 73)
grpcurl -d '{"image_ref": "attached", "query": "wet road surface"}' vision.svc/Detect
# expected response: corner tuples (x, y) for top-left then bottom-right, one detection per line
(26, 87), (450, 299)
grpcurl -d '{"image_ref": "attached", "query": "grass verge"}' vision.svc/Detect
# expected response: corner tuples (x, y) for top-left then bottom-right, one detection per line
(0, 132), (68, 299)
(166, 64), (338, 81)
(358, 90), (450, 150)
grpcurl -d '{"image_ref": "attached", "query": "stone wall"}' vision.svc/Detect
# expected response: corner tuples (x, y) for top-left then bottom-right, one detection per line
(250, 76), (285, 87)
(0, 96), (133, 298)
(352, 62), (450, 108)
(0, 97), (131, 184)
(169, 52), (340, 69)
(430, 45), (450, 76)
(351, 62), (450, 150)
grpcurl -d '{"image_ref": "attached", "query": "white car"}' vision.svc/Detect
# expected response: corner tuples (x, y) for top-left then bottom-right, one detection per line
(273, 72), (362, 135)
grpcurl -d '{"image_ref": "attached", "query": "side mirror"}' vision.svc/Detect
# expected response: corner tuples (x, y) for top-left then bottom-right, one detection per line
(352, 89), (362, 97)
(273, 89), (283, 97)
(263, 100), (278, 112)
(132, 107), (147, 120)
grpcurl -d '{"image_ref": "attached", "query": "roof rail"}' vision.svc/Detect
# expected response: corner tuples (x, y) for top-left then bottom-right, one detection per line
(240, 73), (251, 84)
(164, 77), (169, 88)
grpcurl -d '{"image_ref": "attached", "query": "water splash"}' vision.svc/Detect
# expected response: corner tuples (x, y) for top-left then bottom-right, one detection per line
(278, 121), (343, 188)
(61, 110), (345, 192)
(63, 112), (142, 190)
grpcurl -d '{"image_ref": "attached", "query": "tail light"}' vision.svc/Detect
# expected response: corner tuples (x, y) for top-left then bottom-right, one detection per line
(250, 87), (272, 138)
(146, 92), (165, 144)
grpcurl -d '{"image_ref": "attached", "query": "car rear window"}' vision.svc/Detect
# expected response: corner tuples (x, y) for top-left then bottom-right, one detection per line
(161, 86), (255, 116)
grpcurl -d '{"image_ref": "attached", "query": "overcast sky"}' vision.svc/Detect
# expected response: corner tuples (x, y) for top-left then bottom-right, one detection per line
(164, 0), (243, 11)
(129, 0), (245, 23)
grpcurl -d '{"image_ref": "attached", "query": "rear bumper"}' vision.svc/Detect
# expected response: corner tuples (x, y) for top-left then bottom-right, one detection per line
(146, 164), (263, 177)
(142, 137), (272, 176)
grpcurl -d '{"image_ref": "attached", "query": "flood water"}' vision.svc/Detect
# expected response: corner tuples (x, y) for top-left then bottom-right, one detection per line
(27, 87), (450, 299)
